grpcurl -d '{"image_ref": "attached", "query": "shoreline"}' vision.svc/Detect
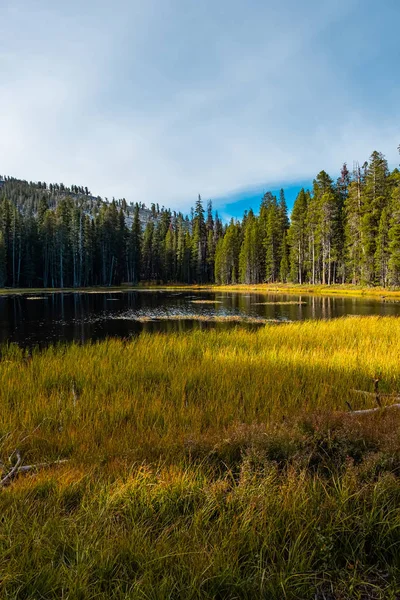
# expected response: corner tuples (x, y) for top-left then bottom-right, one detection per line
(1, 282), (400, 300)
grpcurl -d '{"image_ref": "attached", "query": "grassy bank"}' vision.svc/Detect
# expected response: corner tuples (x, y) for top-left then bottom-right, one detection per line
(2, 317), (400, 598)
(209, 283), (400, 299)
(162, 282), (400, 300)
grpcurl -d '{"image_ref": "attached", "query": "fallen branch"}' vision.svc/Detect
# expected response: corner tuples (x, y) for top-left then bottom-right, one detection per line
(347, 403), (400, 416)
(0, 450), (21, 488)
(0, 454), (69, 488)
(16, 459), (69, 473)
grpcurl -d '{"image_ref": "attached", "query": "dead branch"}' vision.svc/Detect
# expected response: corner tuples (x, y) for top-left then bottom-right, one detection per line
(17, 459), (69, 473)
(0, 450), (21, 488)
(347, 403), (400, 416)
(0, 454), (69, 488)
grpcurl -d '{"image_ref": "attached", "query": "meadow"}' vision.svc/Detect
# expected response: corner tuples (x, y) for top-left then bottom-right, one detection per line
(1, 316), (400, 599)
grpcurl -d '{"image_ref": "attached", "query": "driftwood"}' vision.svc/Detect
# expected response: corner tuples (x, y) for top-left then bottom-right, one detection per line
(16, 459), (69, 473)
(347, 377), (400, 415)
(0, 450), (21, 488)
(347, 403), (400, 416)
(0, 452), (68, 488)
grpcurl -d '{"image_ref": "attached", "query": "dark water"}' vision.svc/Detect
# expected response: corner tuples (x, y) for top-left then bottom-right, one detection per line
(1, 289), (400, 347)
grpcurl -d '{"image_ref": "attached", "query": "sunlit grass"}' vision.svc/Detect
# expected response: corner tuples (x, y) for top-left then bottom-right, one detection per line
(2, 316), (400, 598)
(190, 299), (222, 304)
(131, 314), (277, 323)
(253, 300), (307, 305)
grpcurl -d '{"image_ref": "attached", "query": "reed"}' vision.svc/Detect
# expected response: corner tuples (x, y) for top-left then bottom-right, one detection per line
(1, 316), (400, 598)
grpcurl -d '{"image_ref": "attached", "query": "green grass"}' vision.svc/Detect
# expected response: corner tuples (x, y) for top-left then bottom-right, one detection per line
(2, 317), (400, 598)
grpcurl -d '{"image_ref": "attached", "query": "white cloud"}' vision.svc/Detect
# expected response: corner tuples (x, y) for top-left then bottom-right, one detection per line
(0, 0), (399, 212)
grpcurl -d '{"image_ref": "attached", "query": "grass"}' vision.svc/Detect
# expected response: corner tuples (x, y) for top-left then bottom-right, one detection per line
(132, 314), (278, 323)
(2, 317), (400, 598)
(177, 283), (400, 300)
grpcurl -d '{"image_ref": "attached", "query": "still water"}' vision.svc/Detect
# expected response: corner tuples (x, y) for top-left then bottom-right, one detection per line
(0, 289), (399, 347)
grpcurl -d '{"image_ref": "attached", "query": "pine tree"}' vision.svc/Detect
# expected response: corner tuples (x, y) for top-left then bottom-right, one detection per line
(264, 195), (281, 282)
(344, 167), (363, 284)
(360, 151), (389, 284)
(205, 200), (215, 282)
(288, 189), (309, 283)
(0, 230), (6, 287)
(191, 195), (207, 283)
(308, 171), (336, 284)
(239, 210), (262, 283)
(279, 232), (289, 282)
(388, 175), (400, 286)
(142, 222), (154, 281)
(375, 207), (390, 286)
(215, 221), (240, 284)
(131, 204), (142, 283)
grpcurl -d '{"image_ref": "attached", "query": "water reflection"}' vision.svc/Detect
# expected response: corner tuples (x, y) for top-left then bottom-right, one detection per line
(0, 290), (399, 347)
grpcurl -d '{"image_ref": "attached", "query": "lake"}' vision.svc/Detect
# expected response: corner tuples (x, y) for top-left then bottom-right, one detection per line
(1, 289), (399, 347)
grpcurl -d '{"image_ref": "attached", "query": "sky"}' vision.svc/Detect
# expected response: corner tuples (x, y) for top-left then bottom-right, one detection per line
(1, 0), (399, 218)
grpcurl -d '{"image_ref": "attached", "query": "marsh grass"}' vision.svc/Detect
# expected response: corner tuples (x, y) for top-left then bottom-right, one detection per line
(2, 317), (400, 598)
(131, 314), (279, 324)
(253, 301), (307, 305)
(190, 300), (222, 304)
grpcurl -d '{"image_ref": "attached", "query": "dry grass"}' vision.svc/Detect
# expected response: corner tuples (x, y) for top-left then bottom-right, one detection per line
(2, 316), (400, 598)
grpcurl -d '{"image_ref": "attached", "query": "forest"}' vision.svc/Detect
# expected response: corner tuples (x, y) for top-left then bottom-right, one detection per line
(0, 147), (399, 288)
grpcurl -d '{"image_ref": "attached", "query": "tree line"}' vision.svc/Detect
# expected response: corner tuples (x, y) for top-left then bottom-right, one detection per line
(0, 146), (399, 288)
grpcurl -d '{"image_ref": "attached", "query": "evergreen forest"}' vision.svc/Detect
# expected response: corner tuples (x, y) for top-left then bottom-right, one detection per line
(1, 147), (400, 288)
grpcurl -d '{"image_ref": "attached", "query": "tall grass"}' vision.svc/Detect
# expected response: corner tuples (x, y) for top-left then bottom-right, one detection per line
(1, 317), (400, 598)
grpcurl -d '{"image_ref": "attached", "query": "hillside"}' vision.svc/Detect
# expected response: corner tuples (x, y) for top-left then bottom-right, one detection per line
(0, 176), (158, 227)
(1, 146), (400, 289)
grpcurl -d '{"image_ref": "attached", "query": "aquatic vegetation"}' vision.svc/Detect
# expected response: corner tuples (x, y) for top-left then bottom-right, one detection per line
(190, 299), (222, 304)
(2, 316), (400, 598)
(253, 300), (307, 305)
(153, 314), (277, 323)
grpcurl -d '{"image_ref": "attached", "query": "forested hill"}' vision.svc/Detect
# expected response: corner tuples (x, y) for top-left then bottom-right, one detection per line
(0, 146), (400, 288)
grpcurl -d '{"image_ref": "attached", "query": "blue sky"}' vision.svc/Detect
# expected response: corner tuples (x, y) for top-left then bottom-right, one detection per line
(215, 183), (309, 220)
(1, 0), (399, 217)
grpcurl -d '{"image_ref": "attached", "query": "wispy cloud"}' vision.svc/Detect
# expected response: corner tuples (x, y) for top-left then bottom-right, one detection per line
(1, 0), (399, 213)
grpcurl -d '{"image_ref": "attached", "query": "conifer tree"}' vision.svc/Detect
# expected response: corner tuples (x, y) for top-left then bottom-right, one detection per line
(360, 151), (389, 284)
(279, 232), (289, 282)
(239, 210), (263, 283)
(388, 176), (400, 286)
(264, 195), (281, 282)
(130, 204), (142, 283)
(344, 167), (363, 284)
(192, 195), (207, 282)
(375, 207), (390, 286)
(288, 189), (309, 283)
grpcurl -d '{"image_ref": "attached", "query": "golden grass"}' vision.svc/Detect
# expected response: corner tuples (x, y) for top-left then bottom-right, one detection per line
(176, 283), (400, 300)
(2, 316), (400, 598)
(1, 316), (400, 463)
(190, 300), (222, 304)
(253, 300), (307, 305)
(131, 314), (279, 324)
